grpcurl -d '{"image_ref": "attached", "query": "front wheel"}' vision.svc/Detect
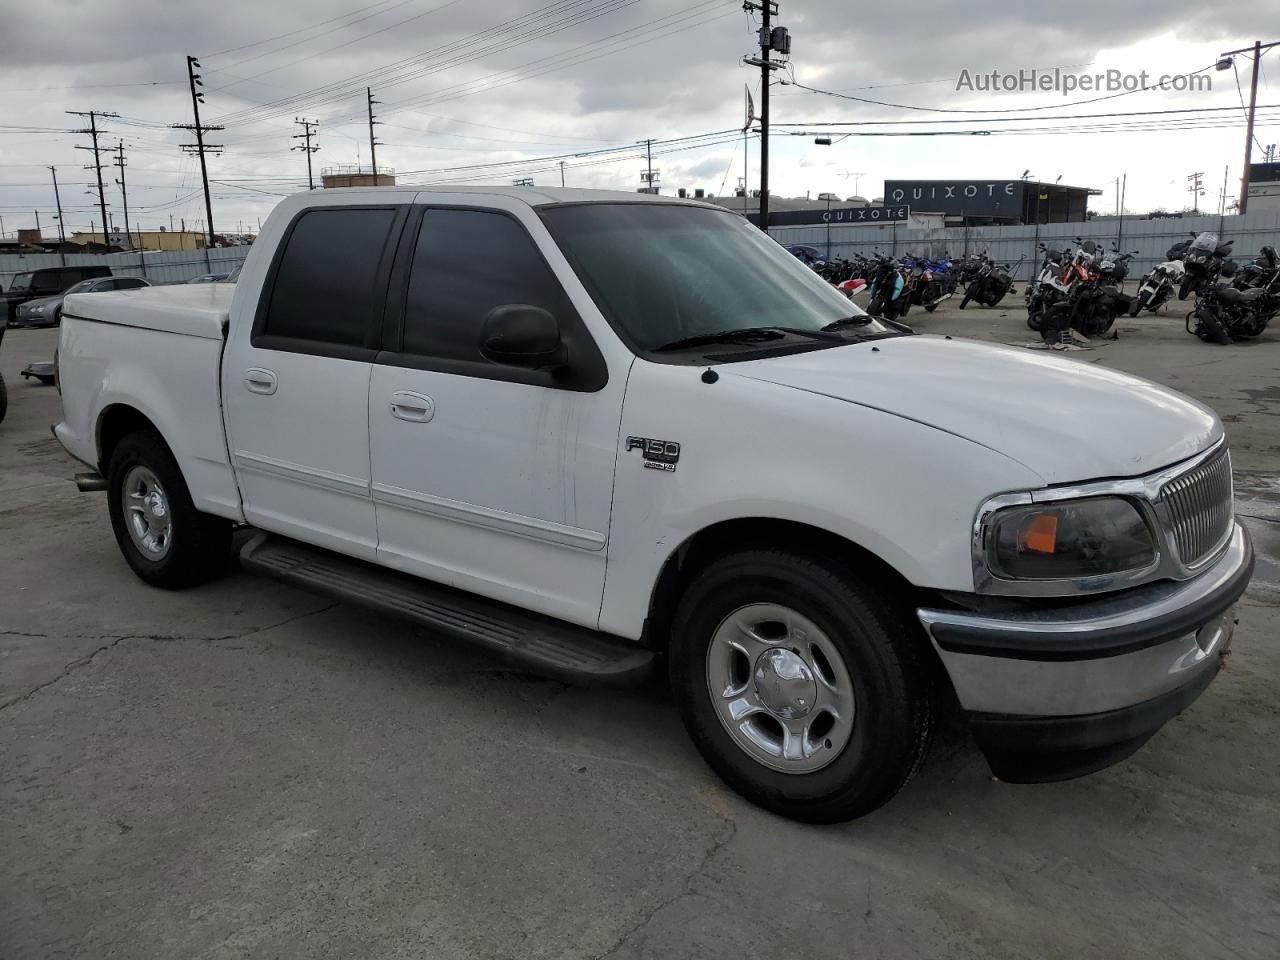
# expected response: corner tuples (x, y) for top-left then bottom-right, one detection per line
(669, 550), (933, 823)
(106, 431), (231, 588)
(1178, 276), (1196, 301)
(924, 302), (938, 313)
(0, 373), (7, 424)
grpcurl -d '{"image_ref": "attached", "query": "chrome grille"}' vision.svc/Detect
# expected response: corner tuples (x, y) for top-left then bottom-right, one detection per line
(1159, 448), (1233, 568)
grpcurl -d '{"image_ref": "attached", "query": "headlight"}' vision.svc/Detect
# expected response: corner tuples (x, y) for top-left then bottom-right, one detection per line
(982, 496), (1157, 583)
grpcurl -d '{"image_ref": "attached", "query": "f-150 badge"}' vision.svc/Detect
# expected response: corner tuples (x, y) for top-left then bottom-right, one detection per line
(626, 436), (680, 472)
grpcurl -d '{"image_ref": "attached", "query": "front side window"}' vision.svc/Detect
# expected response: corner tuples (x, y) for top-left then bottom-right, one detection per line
(540, 203), (898, 356)
(10, 272), (34, 293)
(401, 208), (573, 363)
(262, 207), (396, 347)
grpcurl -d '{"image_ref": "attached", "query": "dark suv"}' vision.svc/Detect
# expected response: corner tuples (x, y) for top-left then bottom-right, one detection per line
(2, 265), (112, 323)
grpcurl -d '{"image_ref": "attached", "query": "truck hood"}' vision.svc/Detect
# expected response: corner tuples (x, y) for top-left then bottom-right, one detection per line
(729, 334), (1221, 485)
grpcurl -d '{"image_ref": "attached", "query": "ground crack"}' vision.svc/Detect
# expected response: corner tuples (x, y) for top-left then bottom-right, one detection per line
(0, 635), (132, 711)
(591, 808), (738, 959)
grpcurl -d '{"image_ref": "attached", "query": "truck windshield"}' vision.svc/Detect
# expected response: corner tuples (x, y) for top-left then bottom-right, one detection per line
(540, 203), (890, 353)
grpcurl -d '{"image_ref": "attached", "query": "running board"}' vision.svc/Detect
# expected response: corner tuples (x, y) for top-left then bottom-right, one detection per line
(239, 533), (655, 685)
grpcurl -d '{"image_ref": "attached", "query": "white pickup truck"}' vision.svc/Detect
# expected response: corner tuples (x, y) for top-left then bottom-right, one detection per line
(53, 187), (1253, 822)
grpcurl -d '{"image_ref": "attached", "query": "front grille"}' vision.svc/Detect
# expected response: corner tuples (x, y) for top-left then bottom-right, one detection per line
(1159, 448), (1233, 568)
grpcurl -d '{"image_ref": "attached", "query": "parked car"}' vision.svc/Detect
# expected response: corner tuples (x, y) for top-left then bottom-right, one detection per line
(2, 265), (111, 323)
(53, 187), (1253, 822)
(11, 276), (150, 328)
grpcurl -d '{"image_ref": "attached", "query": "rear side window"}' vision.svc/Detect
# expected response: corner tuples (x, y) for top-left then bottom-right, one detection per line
(402, 209), (572, 362)
(262, 207), (396, 347)
(115, 278), (147, 290)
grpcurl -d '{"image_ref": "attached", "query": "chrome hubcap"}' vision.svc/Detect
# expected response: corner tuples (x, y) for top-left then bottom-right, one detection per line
(122, 465), (172, 559)
(706, 603), (856, 774)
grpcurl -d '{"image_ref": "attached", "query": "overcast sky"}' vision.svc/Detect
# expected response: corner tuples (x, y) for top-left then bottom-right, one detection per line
(0, 0), (1274, 238)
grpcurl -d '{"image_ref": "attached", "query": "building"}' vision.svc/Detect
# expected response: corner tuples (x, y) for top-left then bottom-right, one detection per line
(882, 179), (1100, 225)
(1246, 161), (1280, 212)
(321, 165), (396, 188)
(71, 230), (207, 252)
(705, 192), (942, 231)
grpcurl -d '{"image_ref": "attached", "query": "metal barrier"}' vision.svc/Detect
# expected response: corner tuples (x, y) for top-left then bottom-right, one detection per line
(0, 247), (251, 290)
(768, 210), (1280, 282)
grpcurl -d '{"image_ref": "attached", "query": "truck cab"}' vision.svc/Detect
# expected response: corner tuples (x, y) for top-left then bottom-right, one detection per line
(52, 187), (1253, 822)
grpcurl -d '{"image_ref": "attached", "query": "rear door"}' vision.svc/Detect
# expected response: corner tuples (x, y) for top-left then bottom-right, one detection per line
(221, 202), (406, 560)
(367, 204), (624, 627)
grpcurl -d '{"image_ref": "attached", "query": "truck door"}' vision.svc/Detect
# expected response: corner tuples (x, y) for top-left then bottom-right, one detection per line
(221, 204), (406, 561)
(367, 204), (625, 628)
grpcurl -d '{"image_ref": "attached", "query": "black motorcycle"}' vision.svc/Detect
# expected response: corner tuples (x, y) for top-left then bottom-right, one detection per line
(1188, 257), (1280, 344)
(0, 314), (8, 425)
(959, 255), (1019, 308)
(1179, 231), (1233, 300)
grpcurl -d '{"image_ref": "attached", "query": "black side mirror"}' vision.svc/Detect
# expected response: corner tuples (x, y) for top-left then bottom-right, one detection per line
(480, 304), (565, 370)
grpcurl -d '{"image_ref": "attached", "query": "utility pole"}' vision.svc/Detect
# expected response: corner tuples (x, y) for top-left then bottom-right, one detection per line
(173, 55), (223, 249)
(1220, 39), (1278, 214)
(67, 109), (116, 245)
(638, 138), (659, 193)
(292, 118), (320, 190)
(560, 160), (566, 187)
(48, 166), (66, 244)
(742, 2), (789, 232)
(113, 140), (133, 251)
(1187, 171), (1204, 214)
(367, 87), (381, 177)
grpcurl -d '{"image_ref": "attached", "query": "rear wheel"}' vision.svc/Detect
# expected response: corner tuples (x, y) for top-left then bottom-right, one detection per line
(1196, 308), (1233, 346)
(669, 550), (933, 823)
(106, 431), (231, 588)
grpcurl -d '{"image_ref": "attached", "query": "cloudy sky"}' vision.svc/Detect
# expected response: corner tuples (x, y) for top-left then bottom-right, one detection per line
(1, 0), (1275, 238)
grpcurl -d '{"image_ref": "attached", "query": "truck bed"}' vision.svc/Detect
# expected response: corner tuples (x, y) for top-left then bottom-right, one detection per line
(63, 283), (233, 340)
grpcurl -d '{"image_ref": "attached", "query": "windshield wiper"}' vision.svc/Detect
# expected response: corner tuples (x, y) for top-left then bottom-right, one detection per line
(821, 315), (873, 332)
(652, 326), (836, 352)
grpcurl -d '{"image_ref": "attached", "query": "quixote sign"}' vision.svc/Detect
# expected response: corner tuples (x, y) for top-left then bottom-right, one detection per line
(748, 204), (910, 227)
(884, 180), (1024, 217)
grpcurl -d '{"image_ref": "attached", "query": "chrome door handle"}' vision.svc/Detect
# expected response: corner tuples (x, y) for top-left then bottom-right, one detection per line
(389, 391), (434, 423)
(244, 368), (277, 395)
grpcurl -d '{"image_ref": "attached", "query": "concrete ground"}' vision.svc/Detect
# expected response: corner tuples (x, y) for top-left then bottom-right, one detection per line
(1, 309), (1278, 960)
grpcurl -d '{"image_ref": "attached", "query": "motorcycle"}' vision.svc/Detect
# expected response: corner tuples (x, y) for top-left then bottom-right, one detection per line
(1025, 243), (1072, 330)
(1188, 254), (1280, 344)
(906, 254), (954, 312)
(960, 254), (1020, 309)
(866, 256), (911, 320)
(0, 313), (8, 424)
(1178, 231), (1233, 300)
(1130, 257), (1186, 317)
(1038, 241), (1133, 340)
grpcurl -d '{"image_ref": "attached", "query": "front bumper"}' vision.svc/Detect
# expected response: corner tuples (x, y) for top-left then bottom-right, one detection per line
(918, 521), (1253, 782)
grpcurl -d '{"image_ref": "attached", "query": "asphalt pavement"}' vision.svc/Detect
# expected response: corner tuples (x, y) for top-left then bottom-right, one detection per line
(2, 308), (1277, 960)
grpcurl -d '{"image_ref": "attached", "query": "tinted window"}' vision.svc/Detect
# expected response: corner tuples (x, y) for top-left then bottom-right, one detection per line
(115, 278), (148, 290)
(263, 207), (396, 346)
(540, 204), (897, 355)
(402, 209), (571, 362)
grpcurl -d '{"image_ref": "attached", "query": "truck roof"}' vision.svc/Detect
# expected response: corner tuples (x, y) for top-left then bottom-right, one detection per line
(313, 185), (719, 209)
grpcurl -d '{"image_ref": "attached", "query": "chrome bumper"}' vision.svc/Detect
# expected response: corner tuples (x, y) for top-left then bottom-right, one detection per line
(918, 521), (1252, 718)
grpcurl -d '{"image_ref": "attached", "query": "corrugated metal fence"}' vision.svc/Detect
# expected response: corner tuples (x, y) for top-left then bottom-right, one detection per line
(0, 247), (250, 290)
(768, 210), (1280, 282)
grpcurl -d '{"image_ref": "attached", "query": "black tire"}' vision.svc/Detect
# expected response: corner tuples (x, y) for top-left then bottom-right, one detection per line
(924, 302), (937, 313)
(1026, 310), (1042, 331)
(1196, 308), (1233, 346)
(959, 294), (971, 310)
(0, 373), (7, 424)
(868, 293), (886, 317)
(106, 431), (231, 588)
(1129, 294), (1144, 318)
(668, 550), (933, 823)
(1178, 276), (1196, 301)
